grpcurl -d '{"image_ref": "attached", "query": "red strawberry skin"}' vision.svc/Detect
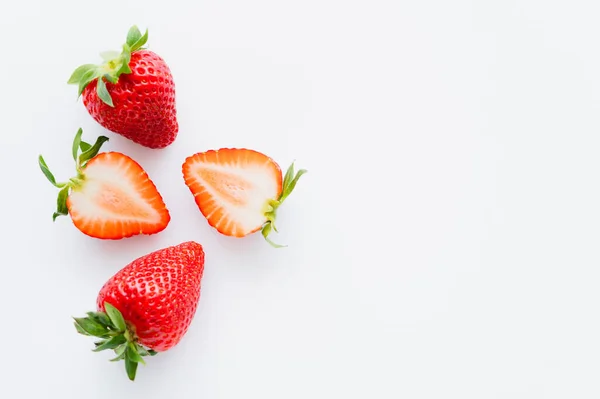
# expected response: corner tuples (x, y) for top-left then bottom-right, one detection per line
(82, 50), (178, 149)
(96, 241), (205, 352)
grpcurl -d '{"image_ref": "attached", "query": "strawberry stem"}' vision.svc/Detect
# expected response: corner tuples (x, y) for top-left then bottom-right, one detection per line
(74, 302), (157, 381)
(67, 25), (149, 107)
(38, 128), (109, 221)
(260, 162), (307, 248)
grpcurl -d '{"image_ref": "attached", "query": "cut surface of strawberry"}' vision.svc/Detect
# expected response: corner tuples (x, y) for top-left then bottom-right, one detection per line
(39, 128), (170, 239)
(182, 148), (306, 247)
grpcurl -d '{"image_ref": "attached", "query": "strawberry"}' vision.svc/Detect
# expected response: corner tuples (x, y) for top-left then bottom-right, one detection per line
(38, 128), (170, 239)
(68, 25), (178, 149)
(73, 241), (205, 381)
(182, 148), (307, 247)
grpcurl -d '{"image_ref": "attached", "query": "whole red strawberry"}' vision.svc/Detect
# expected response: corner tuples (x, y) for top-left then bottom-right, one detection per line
(68, 25), (178, 149)
(73, 241), (205, 381)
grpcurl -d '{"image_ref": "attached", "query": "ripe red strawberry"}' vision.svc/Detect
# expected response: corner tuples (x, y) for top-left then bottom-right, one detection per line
(38, 128), (170, 239)
(73, 241), (205, 381)
(182, 148), (307, 247)
(68, 25), (178, 149)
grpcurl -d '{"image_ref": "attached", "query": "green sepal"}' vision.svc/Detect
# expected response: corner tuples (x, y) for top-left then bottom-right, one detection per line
(38, 155), (66, 188)
(72, 128), (84, 161)
(93, 335), (127, 352)
(99, 51), (120, 61)
(110, 352), (126, 362)
(280, 162), (308, 203)
(79, 141), (92, 152)
(68, 25), (150, 106)
(126, 25), (148, 51)
(110, 345), (127, 361)
(259, 161), (307, 247)
(105, 302), (126, 332)
(125, 355), (139, 381)
(96, 78), (114, 107)
(74, 322), (91, 336)
(119, 44), (133, 75)
(77, 68), (97, 97)
(261, 222), (286, 248)
(73, 317), (111, 337)
(86, 311), (111, 327)
(74, 301), (158, 382)
(67, 64), (96, 85)
(78, 135), (109, 169)
(54, 186), (70, 221)
(39, 154), (70, 220)
(127, 342), (145, 364)
(39, 128), (109, 223)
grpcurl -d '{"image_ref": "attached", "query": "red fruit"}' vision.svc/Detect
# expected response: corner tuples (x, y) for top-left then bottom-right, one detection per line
(74, 241), (205, 381)
(68, 25), (178, 149)
(182, 148), (307, 247)
(39, 128), (170, 239)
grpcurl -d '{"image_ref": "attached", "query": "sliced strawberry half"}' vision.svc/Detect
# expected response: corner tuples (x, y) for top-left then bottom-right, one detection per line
(39, 128), (170, 239)
(182, 148), (306, 247)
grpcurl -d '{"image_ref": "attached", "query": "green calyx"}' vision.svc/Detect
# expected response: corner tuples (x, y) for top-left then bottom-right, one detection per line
(67, 25), (149, 107)
(261, 162), (307, 248)
(38, 128), (109, 221)
(74, 302), (157, 381)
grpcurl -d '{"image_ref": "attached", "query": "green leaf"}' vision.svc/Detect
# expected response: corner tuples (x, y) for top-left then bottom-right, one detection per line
(72, 128), (83, 161)
(127, 342), (145, 364)
(135, 344), (157, 357)
(77, 69), (97, 97)
(68, 64), (96, 84)
(261, 221), (271, 238)
(114, 344), (127, 356)
(110, 351), (126, 362)
(126, 25), (142, 48)
(135, 344), (151, 357)
(93, 335), (127, 352)
(130, 29), (148, 52)
(73, 317), (109, 337)
(96, 77), (114, 107)
(125, 356), (139, 381)
(74, 322), (91, 336)
(118, 44), (133, 74)
(86, 311), (111, 328)
(261, 222), (286, 248)
(39, 156), (67, 189)
(103, 73), (118, 84)
(55, 186), (69, 219)
(110, 344), (127, 361)
(99, 51), (120, 61)
(280, 168), (307, 203)
(78, 135), (109, 166)
(38, 155), (59, 187)
(104, 303), (126, 332)
(79, 141), (91, 152)
(282, 162), (295, 190)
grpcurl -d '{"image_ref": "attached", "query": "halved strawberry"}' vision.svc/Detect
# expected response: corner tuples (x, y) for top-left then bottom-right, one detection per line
(39, 128), (170, 239)
(182, 148), (306, 247)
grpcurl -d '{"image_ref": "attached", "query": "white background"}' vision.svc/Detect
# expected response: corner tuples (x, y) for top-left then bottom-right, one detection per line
(1, 0), (599, 397)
